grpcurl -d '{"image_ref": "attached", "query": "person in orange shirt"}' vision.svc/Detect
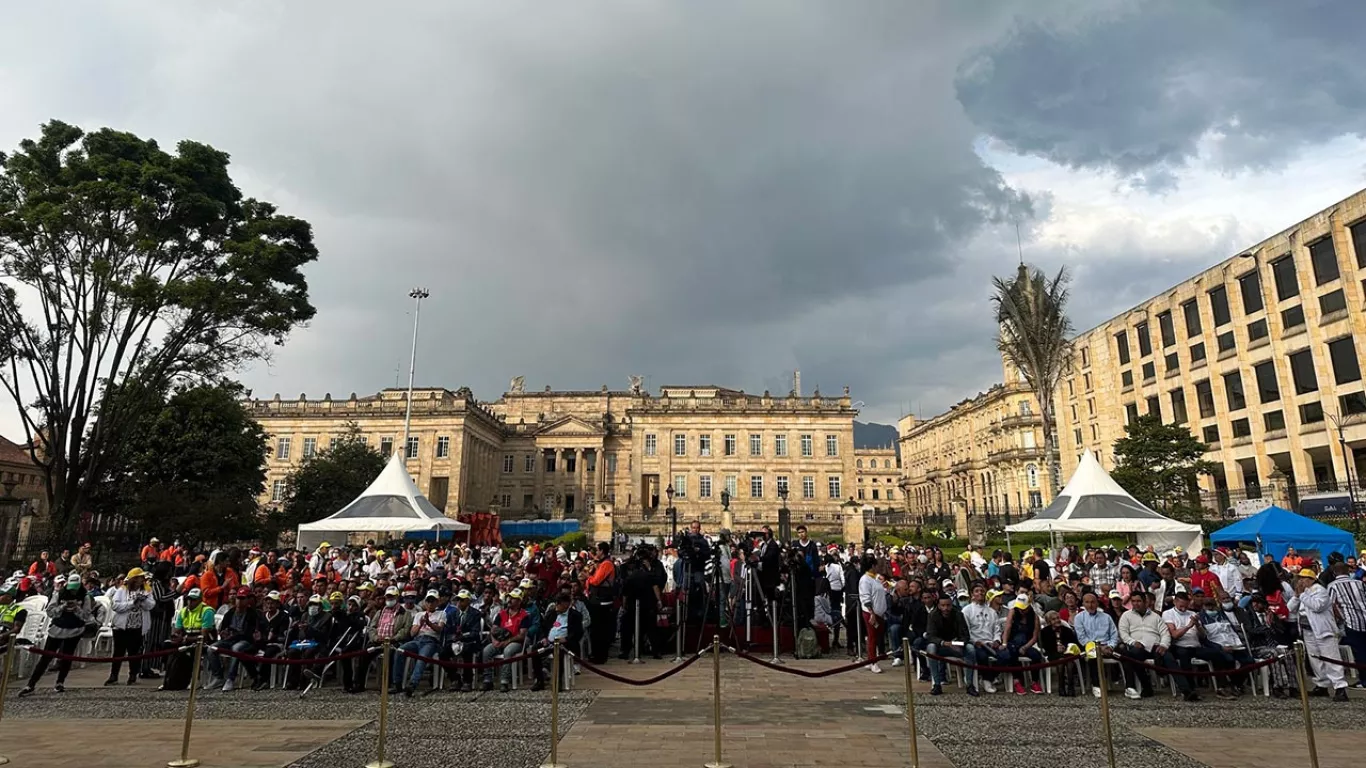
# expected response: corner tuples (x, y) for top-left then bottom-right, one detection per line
(585, 541), (617, 663)
(201, 552), (239, 610)
(1281, 547), (1304, 571)
(140, 538), (162, 565)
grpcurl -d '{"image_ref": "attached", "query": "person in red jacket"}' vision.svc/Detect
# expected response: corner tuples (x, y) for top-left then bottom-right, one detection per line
(1189, 556), (1219, 595)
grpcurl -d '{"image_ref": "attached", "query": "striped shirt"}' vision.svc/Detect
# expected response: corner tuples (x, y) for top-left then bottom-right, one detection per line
(1328, 575), (1366, 632)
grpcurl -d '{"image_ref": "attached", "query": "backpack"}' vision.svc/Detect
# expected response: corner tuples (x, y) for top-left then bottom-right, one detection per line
(795, 627), (821, 659)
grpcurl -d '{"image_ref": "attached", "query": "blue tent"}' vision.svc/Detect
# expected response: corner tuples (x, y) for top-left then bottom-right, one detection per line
(1210, 506), (1356, 563)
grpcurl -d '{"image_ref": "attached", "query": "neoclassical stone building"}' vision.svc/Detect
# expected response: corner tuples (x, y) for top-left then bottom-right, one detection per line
(248, 381), (862, 535)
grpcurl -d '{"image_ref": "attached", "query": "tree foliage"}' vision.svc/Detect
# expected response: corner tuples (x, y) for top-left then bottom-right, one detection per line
(992, 263), (1074, 496)
(93, 382), (269, 545)
(269, 424), (386, 540)
(1110, 414), (1216, 516)
(0, 121), (318, 540)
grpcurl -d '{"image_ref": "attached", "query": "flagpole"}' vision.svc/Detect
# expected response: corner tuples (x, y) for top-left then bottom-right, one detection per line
(401, 288), (429, 459)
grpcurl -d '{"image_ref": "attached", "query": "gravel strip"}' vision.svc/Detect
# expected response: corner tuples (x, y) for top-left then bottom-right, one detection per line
(885, 688), (1366, 768)
(6, 686), (595, 768)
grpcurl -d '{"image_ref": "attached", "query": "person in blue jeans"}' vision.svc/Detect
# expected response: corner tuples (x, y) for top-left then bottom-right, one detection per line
(998, 595), (1044, 694)
(924, 594), (976, 695)
(393, 591), (446, 696)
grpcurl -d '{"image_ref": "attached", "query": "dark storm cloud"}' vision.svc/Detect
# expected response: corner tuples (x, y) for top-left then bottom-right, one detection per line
(956, 0), (1366, 183)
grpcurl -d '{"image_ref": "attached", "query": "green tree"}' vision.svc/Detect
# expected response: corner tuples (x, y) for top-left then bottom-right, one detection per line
(94, 382), (269, 545)
(0, 121), (318, 541)
(1110, 414), (1216, 517)
(992, 263), (1074, 497)
(269, 424), (385, 540)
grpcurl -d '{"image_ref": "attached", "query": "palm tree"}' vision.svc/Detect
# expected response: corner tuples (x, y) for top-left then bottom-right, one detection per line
(991, 263), (1074, 498)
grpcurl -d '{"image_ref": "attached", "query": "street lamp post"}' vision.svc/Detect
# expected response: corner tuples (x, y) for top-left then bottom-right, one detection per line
(777, 487), (790, 543)
(1328, 411), (1361, 535)
(719, 489), (732, 534)
(666, 484), (677, 543)
(400, 287), (430, 460)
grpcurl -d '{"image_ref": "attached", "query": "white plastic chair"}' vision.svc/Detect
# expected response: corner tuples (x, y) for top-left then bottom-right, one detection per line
(93, 595), (115, 656)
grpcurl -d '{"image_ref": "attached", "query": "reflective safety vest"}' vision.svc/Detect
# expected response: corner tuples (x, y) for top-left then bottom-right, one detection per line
(0, 602), (24, 630)
(175, 604), (216, 632)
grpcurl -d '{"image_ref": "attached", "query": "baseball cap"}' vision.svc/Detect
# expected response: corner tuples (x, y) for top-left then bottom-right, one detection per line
(265, 590), (282, 602)
(509, 588), (525, 600)
(1010, 598), (1029, 610)
(384, 586), (400, 597)
(456, 589), (472, 600)
(1298, 568), (1317, 578)
(424, 589), (440, 600)
(235, 586), (252, 598)
(519, 578), (534, 589)
(66, 573), (81, 585)
(187, 588), (203, 599)
(1107, 589), (1121, 599)
(308, 594), (323, 604)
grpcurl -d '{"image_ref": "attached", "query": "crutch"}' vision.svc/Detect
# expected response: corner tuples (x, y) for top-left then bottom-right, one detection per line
(301, 627), (355, 697)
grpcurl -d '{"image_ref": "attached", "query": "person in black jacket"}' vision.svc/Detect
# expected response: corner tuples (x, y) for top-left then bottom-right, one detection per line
(252, 591), (291, 690)
(331, 596), (369, 693)
(908, 586), (935, 681)
(619, 547), (663, 659)
(208, 587), (261, 691)
(924, 594), (974, 695)
(535, 591), (584, 690)
(997, 554), (1020, 589)
(443, 589), (483, 692)
(757, 527), (782, 607)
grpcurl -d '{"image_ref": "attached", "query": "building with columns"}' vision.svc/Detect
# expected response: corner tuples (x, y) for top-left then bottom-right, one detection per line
(248, 381), (861, 536)
(1058, 188), (1366, 509)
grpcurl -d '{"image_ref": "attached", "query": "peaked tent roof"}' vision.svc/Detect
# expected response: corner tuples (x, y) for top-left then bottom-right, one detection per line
(297, 453), (468, 549)
(1210, 506), (1356, 560)
(1005, 450), (1203, 536)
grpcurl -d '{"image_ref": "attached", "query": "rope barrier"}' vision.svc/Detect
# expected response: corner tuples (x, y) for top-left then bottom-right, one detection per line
(1133, 656), (1280, 678)
(23, 645), (185, 664)
(921, 651), (1080, 674)
(211, 646), (377, 666)
(395, 646), (546, 670)
(1311, 654), (1366, 671)
(568, 649), (706, 686)
(733, 650), (891, 678)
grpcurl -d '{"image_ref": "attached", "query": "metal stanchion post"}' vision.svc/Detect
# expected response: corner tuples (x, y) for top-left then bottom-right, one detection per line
(367, 640), (396, 768)
(855, 597), (864, 661)
(901, 638), (919, 768)
(0, 641), (16, 766)
(673, 565), (686, 663)
(628, 604), (644, 665)
(1096, 653), (1115, 768)
(1294, 642), (1320, 768)
(704, 635), (730, 768)
(168, 635), (205, 768)
(541, 640), (566, 768)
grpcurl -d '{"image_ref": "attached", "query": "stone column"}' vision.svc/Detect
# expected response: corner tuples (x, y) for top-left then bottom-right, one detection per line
(532, 445), (545, 518)
(1266, 468), (1291, 511)
(575, 448), (586, 516)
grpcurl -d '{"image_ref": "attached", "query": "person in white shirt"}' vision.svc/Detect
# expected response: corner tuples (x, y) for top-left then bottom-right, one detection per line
(1289, 568), (1349, 700)
(107, 568), (154, 685)
(1116, 592), (1194, 700)
(857, 555), (887, 674)
(1209, 549), (1243, 599)
(961, 585), (1003, 693)
(1197, 593), (1253, 696)
(824, 554), (846, 648)
(1162, 590), (1231, 699)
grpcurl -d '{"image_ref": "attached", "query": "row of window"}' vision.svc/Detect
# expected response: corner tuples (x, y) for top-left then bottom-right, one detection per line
(644, 432), (840, 458)
(666, 473), (844, 501)
(856, 458), (896, 469)
(274, 434), (446, 461)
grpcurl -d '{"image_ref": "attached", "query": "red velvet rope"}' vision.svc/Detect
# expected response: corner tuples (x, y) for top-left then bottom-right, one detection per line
(568, 650), (705, 686)
(733, 650), (891, 678)
(922, 651), (1081, 673)
(23, 646), (184, 664)
(396, 646), (545, 670)
(212, 646), (376, 666)
(1311, 654), (1366, 671)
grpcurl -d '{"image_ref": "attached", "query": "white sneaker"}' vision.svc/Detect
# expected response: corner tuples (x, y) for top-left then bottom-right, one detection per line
(1092, 686), (1102, 698)
(1124, 688), (1141, 700)
(222, 679), (235, 692)
(980, 680), (996, 694)
(892, 657), (904, 667)
(869, 663), (884, 674)
(204, 677), (224, 690)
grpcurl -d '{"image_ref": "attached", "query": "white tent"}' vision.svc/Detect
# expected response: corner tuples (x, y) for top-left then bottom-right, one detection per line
(1005, 450), (1203, 553)
(296, 453), (470, 551)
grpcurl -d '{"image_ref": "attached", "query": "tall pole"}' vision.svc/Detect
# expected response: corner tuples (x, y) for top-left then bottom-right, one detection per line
(401, 288), (430, 459)
(1329, 412), (1360, 535)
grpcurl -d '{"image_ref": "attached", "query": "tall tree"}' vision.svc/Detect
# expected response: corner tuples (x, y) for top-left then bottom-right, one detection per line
(0, 121), (317, 541)
(1110, 414), (1216, 516)
(269, 424), (385, 541)
(93, 382), (270, 545)
(992, 263), (1074, 497)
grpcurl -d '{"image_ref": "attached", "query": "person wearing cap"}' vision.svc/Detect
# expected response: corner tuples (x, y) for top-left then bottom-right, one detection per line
(1289, 566), (1349, 700)
(441, 588), (483, 692)
(208, 586), (261, 692)
(283, 593), (335, 690)
(481, 587), (531, 692)
(394, 589), (447, 696)
(18, 574), (91, 697)
(252, 590), (291, 690)
(999, 594), (1044, 695)
(140, 538), (162, 568)
(105, 567), (154, 686)
(160, 587), (217, 691)
(1162, 589), (1228, 700)
(0, 585), (30, 655)
(309, 542), (332, 577)
(245, 548), (272, 587)
(356, 586), (410, 693)
(331, 594), (369, 693)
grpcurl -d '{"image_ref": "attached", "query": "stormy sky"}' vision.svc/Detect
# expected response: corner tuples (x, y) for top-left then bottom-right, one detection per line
(2, 0), (1365, 435)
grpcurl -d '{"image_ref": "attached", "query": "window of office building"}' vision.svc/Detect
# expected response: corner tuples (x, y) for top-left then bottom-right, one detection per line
(1231, 418), (1252, 439)
(1115, 330), (1131, 365)
(1309, 237), (1340, 285)
(525, 453), (535, 472)
(436, 436), (450, 459)
(1289, 348), (1318, 394)
(1238, 270), (1263, 314)
(750, 475), (763, 498)
(1171, 389), (1188, 424)
(1136, 322), (1152, 357)
(271, 479), (287, 502)
(1282, 304), (1305, 330)
(826, 434), (839, 456)
(1254, 360), (1281, 403)
(1209, 286), (1232, 327)
(1264, 410), (1286, 432)
(1190, 342), (1206, 364)
(503, 454), (514, 473)
(405, 437), (419, 459)
(1217, 331), (1236, 353)
(276, 437), (292, 460)
(645, 434), (657, 456)
(1271, 254), (1299, 301)
(379, 437), (393, 456)
(828, 475), (843, 499)
(1142, 362), (1156, 380)
(1196, 380), (1216, 418)
(724, 434), (737, 456)
(800, 434), (813, 457)
(1158, 311), (1176, 348)
(1146, 395), (1161, 418)
(1182, 299), (1202, 338)
(1165, 352), (1179, 372)
(1320, 289), (1347, 316)
(775, 434), (788, 457)
(699, 434), (712, 456)
(1341, 392), (1366, 417)
(725, 475), (737, 498)
(776, 475), (789, 498)
(1202, 425), (1220, 444)
(1121, 370), (1134, 387)
(1125, 402), (1139, 424)
(1081, 347), (1090, 367)
(1074, 428), (1083, 446)
(1223, 370), (1247, 411)
(802, 475), (815, 499)
(1352, 219), (1366, 269)
(749, 434), (762, 456)
(1084, 372), (1093, 390)
(302, 437), (317, 459)
(1248, 319), (1269, 342)
(329, 437), (341, 451)
(1300, 401), (1325, 424)
(1329, 336), (1362, 385)
(672, 434), (685, 456)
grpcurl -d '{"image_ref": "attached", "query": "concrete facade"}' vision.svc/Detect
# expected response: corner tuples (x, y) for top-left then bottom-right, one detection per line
(1058, 188), (1366, 503)
(248, 382), (860, 536)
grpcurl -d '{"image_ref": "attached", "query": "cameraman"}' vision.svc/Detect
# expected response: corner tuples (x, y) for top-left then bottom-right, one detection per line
(677, 521), (711, 620)
(757, 526), (782, 608)
(619, 546), (664, 659)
